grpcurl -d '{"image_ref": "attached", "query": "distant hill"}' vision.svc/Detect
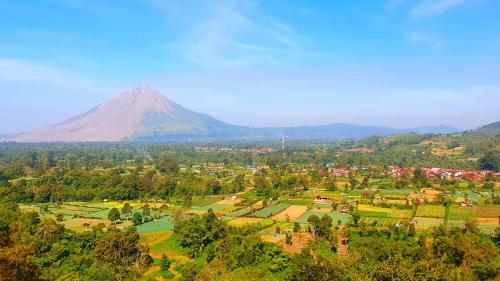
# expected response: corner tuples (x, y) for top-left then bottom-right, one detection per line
(0, 86), (461, 142)
(478, 121), (500, 131)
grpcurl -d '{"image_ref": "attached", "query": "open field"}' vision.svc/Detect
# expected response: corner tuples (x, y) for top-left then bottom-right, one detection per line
(416, 205), (445, 218)
(358, 210), (388, 217)
(413, 217), (444, 228)
(249, 203), (290, 218)
(476, 218), (499, 226)
(272, 205), (308, 221)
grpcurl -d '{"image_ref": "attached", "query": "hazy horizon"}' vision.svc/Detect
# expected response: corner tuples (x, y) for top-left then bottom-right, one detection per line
(1, 1), (500, 134)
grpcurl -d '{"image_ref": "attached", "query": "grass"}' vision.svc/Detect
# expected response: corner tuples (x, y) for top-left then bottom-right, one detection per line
(249, 203), (290, 218)
(136, 216), (174, 234)
(297, 211), (351, 225)
(415, 205), (446, 218)
(379, 189), (412, 196)
(149, 235), (189, 257)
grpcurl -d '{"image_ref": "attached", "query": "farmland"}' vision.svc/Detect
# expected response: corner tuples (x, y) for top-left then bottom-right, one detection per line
(248, 203), (290, 218)
(448, 206), (474, 220)
(415, 205), (446, 218)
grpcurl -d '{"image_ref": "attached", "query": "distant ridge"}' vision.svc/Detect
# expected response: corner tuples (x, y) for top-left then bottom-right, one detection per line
(0, 86), (460, 142)
(478, 121), (500, 131)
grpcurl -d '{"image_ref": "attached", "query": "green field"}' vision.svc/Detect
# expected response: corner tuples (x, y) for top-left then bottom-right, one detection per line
(192, 196), (222, 207)
(416, 205), (445, 218)
(249, 203), (290, 218)
(448, 206), (473, 220)
(358, 210), (389, 218)
(297, 211), (351, 225)
(279, 199), (312, 206)
(136, 216), (174, 234)
(225, 207), (252, 218)
(191, 203), (232, 213)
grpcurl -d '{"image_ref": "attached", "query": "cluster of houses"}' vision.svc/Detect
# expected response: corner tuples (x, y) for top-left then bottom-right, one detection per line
(386, 166), (496, 180)
(194, 146), (272, 154)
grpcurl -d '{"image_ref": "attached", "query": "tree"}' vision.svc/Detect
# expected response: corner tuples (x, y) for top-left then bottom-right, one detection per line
(285, 232), (293, 245)
(108, 208), (121, 225)
(352, 212), (361, 226)
(160, 254), (171, 272)
(293, 222), (301, 233)
(323, 176), (337, 191)
(478, 151), (499, 171)
(121, 203), (132, 220)
(93, 228), (153, 276)
(56, 213), (64, 222)
(142, 204), (151, 221)
(132, 212), (143, 226)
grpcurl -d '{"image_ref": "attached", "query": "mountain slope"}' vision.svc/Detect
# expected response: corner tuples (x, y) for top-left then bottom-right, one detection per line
(1, 86), (460, 142)
(3, 86), (250, 142)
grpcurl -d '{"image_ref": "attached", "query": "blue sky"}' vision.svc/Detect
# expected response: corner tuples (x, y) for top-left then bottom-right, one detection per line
(1, 0), (499, 134)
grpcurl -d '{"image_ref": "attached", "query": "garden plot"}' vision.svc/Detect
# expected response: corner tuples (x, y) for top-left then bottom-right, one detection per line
(273, 205), (308, 221)
(358, 210), (388, 218)
(358, 205), (392, 213)
(474, 206), (500, 218)
(415, 205), (445, 218)
(413, 217), (444, 229)
(448, 206), (473, 220)
(360, 217), (399, 226)
(136, 215), (174, 234)
(225, 207), (252, 218)
(249, 203), (290, 218)
(297, 211), (351, 225)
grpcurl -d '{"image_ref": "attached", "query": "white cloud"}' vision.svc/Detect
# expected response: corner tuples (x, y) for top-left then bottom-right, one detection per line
(405, 31), (445, 47)
(410, 0), (466, 19)
(149, 0), (303, 68)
